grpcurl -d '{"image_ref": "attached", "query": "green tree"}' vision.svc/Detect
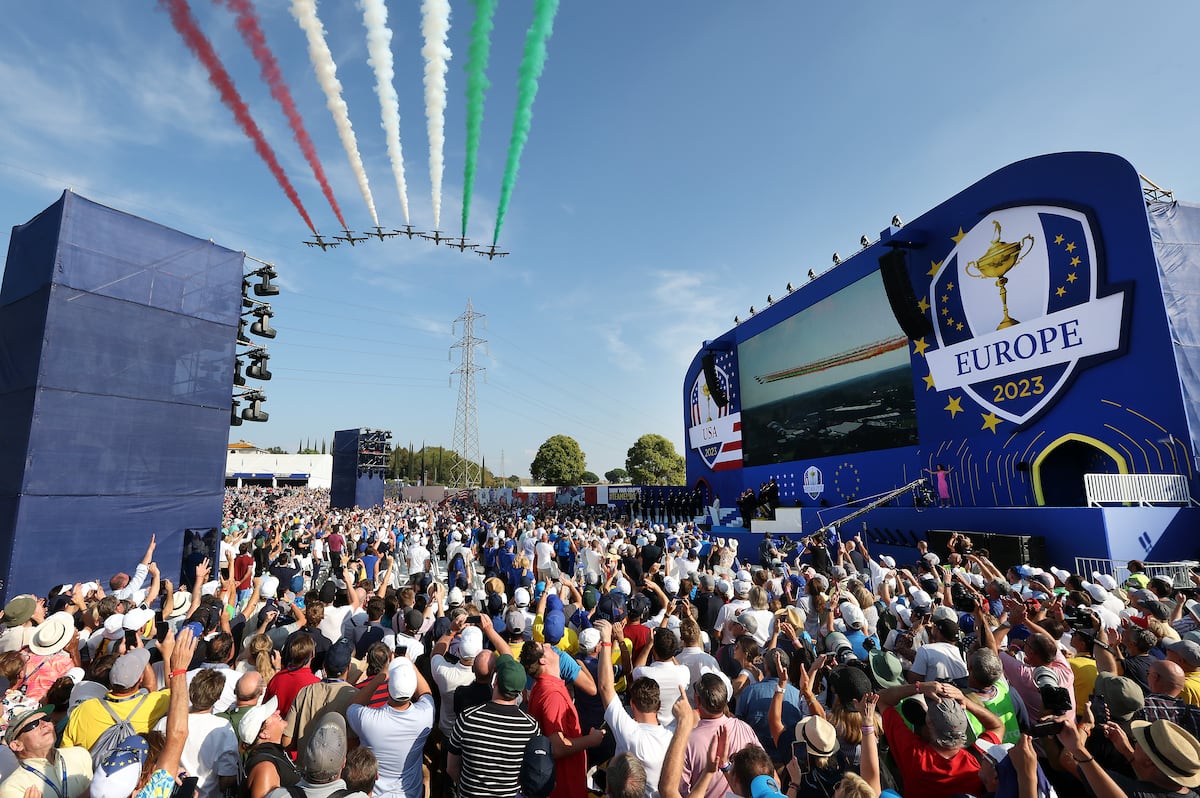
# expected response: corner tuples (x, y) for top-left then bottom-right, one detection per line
(530, 435), (586, 486)
(581, 471), (600, 484)
(265, 445), (288, 454)
(625, 434), (686, 485)
(604, 468), (629, 483)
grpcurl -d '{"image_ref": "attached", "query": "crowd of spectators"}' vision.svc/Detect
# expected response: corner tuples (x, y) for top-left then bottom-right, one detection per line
(0, 488), (1199, 798)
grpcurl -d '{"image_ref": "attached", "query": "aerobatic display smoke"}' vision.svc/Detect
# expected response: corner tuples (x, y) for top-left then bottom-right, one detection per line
(361, 0), (411, 224)
(492, 0), (560, 245)
(420, 0), (452, 230)
(162, 0), (316, 233)
(290, 0), (379, 227)
(219, 0), (347, 230)
(460, 0), (497, 239)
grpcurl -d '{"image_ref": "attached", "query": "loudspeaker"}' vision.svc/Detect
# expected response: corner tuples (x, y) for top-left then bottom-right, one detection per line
(331, 429), (385, 509)
(926, 529), (1046, 570)
(701, 353), (729, 408)
(878, 249), (933, 339)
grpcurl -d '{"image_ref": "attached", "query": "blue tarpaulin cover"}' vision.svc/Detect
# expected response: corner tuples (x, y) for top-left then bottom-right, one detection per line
(0, 191), (243, 600)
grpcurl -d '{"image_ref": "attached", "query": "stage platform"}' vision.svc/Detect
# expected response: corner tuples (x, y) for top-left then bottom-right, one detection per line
(712, 506), (1200, 571)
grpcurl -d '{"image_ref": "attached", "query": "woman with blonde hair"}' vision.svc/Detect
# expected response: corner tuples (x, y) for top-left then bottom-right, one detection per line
(241, 633), (280, 684)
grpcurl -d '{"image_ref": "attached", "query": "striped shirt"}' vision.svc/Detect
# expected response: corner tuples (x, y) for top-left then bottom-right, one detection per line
(448, 701), (538, 798)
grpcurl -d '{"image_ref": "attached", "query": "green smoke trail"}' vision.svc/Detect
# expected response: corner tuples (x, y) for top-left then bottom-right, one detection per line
(460, 0), (498, 239)
(492, 0), (560, 245)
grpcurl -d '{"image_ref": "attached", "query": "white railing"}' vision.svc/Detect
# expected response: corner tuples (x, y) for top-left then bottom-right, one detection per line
(1084, 473), (1195, 507)
(1075, 557), (1200, 588)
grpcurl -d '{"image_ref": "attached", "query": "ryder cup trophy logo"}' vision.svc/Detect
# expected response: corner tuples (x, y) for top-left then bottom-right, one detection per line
(924, 206), (1126, 425)
(688, 358), (743, 471)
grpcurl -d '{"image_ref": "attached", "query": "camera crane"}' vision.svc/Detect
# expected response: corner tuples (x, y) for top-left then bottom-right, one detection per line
(810, 477), (928, 541)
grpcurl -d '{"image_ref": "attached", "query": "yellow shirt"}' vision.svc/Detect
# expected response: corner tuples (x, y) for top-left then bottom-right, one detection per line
(61, 689), (171, 750)
(532, 615), (580, 656)
(0, 747), (92, 798)
(1181, 672), (1200, 707)
(1068, 655), (1098, 714)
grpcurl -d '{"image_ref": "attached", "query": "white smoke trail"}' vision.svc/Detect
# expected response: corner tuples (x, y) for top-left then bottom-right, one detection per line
(290, 0), (379, 227)
(360, 0), (410, 224)
(420, 0), (452, 230)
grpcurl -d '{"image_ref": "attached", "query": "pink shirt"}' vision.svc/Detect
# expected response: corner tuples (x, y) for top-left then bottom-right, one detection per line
(1001, 650), (1075, 717)
(681, 715), (761, 798)
(19, 651), (74, 702)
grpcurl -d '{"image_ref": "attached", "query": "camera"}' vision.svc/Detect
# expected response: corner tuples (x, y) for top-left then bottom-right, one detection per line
(1067, 608), (1096, 632)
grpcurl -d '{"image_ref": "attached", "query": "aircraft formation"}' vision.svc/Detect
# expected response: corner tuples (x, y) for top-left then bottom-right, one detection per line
(303, 227), (508, 259)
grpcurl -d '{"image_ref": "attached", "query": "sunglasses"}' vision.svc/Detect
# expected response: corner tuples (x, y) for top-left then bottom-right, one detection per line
(17, 716), (51, 737)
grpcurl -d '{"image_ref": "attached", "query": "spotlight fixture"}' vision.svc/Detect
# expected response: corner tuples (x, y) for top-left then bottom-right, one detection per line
(892, 215), (903, 228)
(786, 282), (794, 293)
(230, 398), (243, 427)
(860, 235), (870, 248)
(233, 356), (247, 387)
(246, 348), (272, 381)
(236, 318), (251, 346)
(241, 279), (255, 309)
(734, 315), (740, 325)
(748, 305), (756, 316)
(808, 269), (816, 280)
(831, 252), (841, 265)
(251, 265), (279, 297)
(239, 389), (268, 422)
(250, 305), (276, 339)
(766, 294), (774, 305)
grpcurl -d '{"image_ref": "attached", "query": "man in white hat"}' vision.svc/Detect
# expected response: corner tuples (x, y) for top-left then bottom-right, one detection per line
(715, 574), (752, 645)
(240, 696), (299, 798)
(346, 657), (435, 798)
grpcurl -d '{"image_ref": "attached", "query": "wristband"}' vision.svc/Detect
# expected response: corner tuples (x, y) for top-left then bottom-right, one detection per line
(914, 681), (922, 693)
(1070, 753), (1095, 763)
(775, 685), (786, 695)
(719, 762), (732, 773)
(170, 669), (187, 678)
(861, 726), (875, 734)
(601, 642), (613, 647)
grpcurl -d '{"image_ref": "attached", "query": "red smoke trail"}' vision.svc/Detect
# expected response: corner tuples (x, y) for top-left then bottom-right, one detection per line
(161, 0), (316, 234)
(218, 0), (347, 230)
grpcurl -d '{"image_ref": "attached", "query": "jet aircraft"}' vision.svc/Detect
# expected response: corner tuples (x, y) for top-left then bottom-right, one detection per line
(447, 236), (478, 253)
(394, 225), (424, 239)
(422, 229), (451, 246)
(367, 226), (398, 242)
(476, 244), (509, 261)
(303, 233), (340, 251)
(335, 228), (368, 246)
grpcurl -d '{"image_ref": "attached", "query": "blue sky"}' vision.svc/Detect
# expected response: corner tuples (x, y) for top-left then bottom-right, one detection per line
(2, 2), (1199, 479)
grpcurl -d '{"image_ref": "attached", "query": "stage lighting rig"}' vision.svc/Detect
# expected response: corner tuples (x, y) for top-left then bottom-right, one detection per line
(249, 304), (276, 339)
(786, 282), (794, 293)
(748, 305), (756, 316)
(891, 215), (903, 228)
(237, 388), (269, 422)
(250, 264), (279, 297)
(767, 294), (774, 305)
(230, 397), (243, 427)
(357, 428), (392, 475)
(860, 235), (870, 247)
(734, 315), (740, 325)
(808, 269), (817, 280)
(233, 355), (247, 387)
(246, 348), (272, 381)
(831, 252), (841, 265)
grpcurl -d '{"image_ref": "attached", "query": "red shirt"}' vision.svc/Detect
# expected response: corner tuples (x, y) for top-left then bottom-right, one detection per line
(528, 673), (586, 798)
(234, 554), (255, 590)
(623, 623), (651, 653)
(266, 666), (320, 717)
(882, 705), (998, 798)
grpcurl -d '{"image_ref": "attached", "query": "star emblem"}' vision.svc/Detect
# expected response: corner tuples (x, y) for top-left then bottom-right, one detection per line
(927, 259), (943, 277)
(912, 338), (930, 357)
(1054, 234), (1064, 245)
(922, 373), (936, 391)
(951, 227), (966, 243)
(1070, 256), (1081, 267)
(1056, 287), (1066, 297)
(944, 396), (963, 418)
(1066, 242), (1076, 253)
(981, 412), (1002, 433)
(917, 297), (930, 313)
(1067, 273), (1077, 283)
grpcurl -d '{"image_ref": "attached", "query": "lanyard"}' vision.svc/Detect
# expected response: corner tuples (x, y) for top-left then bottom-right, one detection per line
(21, 758), (67, 798)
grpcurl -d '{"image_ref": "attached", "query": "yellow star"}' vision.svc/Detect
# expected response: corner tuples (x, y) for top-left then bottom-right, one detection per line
(941, 294), (949, 303)
(981, 412), (1002, 433)
(923, 373), (936, 390)
(946, 316), (956, 327)
(1067, 272), (1077, 283)
(955, 322), (964, 331)
(941, 307), (949, 316)
(1070, 256), (1081, 266)
(917, 296), (931, 313)
(927, 259), (943, 277)
(951, 227), (966, 243)
(912, 337), (930, 357)
(945, 396), (963, 418)
(1066, 242), (1076, 253)
(1056, 286), (1066, 297)
(1054, 234), (1064, 245)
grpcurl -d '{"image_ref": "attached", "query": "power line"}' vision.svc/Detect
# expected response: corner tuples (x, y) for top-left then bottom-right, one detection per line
(450, 299), (485, 488)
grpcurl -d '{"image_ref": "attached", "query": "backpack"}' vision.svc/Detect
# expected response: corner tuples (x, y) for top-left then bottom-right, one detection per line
(90, 692), (151, 769)
(519, 735), (556, 798)
(287, 788), (354, 798)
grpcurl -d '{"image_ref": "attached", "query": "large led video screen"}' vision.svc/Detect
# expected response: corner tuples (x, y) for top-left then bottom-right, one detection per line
(738, 273), (918, 466)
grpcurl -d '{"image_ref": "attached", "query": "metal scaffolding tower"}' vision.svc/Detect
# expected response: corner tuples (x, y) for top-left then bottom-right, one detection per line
(449, 299), (485, 488)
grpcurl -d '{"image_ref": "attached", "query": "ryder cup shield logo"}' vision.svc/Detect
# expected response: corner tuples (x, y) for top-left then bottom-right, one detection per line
(925, 206), (1126, 424)
(688, 359), (743, 471)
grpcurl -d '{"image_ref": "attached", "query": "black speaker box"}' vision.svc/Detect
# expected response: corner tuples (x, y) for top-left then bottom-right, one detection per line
(879, 249), (934, 339)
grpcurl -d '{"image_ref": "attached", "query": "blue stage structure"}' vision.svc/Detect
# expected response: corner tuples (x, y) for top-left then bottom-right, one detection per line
(684, 153), (1199, 567)
(330, 428), (390, 510)
(0, 192), (243, 600)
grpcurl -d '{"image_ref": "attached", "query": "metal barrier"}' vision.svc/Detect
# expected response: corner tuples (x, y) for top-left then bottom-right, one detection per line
(1084, 473), (1196, 507)
(1074, 557), (1200, 588)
